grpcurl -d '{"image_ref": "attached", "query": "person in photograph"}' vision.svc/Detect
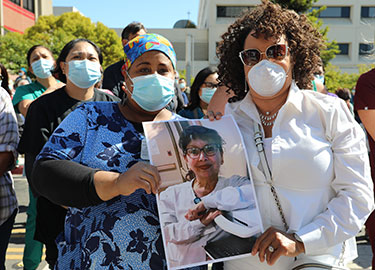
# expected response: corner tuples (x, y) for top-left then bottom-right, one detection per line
(207, 0), (373, 269)
(159, 125), (251, 268)
(31, 33), (181, 269)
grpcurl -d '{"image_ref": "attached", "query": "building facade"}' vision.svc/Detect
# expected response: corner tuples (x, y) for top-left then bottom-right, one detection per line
(0, 0), (52, 35)
(113, 0), (375, 77)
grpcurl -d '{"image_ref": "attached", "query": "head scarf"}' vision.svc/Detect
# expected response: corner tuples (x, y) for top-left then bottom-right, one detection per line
(122, 33), (177, 74)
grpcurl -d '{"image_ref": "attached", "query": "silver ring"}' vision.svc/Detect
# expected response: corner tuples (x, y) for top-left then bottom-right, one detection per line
(268, 246), (275, 252)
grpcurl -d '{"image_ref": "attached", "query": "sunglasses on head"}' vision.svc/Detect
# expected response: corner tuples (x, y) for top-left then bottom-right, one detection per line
(239, 44), (288, 66)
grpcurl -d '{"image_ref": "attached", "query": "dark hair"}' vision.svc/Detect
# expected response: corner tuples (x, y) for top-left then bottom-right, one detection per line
(335, 88), (351, 101)
(26, 45), (53, 67)
(0, 63), (11, 96)
(186, 67), (217, 110)
(52, 38), (103, 83)
(121, 22), (146, 40)
(217, 0), (324, 102)
(178, 125), (224, 154)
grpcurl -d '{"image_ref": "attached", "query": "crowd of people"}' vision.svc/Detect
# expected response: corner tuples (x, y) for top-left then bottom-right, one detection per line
(0, 0), (374, 269)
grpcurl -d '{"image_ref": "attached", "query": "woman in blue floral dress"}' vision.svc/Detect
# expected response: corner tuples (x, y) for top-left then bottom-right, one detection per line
(32, 33), (182, 269)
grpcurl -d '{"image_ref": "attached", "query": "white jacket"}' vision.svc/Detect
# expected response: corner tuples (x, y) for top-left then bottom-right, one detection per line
(225, 81), (374, 269)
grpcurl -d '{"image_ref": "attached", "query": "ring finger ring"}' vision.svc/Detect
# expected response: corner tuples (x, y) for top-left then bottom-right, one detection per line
(268, 246), (275, 252)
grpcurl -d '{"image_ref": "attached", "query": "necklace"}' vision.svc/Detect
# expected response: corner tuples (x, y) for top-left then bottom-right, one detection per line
(259, 111), (278, 126)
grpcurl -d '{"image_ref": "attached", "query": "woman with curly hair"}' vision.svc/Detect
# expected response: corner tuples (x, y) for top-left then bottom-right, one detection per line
(212, 0), (374, 269)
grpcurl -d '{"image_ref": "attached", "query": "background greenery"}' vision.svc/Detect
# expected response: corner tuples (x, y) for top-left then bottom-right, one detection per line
(0, 12), (122, 73)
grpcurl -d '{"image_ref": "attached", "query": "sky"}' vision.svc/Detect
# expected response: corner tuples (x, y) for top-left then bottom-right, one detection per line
(53, 0), (200, 29)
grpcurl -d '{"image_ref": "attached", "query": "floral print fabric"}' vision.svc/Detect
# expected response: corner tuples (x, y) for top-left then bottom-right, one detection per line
(38, 101), (166, 269)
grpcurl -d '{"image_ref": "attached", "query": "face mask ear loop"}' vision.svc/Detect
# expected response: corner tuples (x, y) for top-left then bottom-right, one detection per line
(244, 76), (249, 93)
(121, 70), (133, 106)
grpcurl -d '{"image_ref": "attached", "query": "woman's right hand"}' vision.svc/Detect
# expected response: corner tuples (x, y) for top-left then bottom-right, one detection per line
(115, 162), (161, 196)
(204, 110), (223, 121)
(94, 162), (161, 201)
(185, 201), (207, 221)
(205, 84), (233, 121)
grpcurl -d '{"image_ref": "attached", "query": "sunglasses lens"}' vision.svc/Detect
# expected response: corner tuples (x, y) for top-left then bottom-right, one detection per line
(241, 49), (260, 66)
(267, 44), (287, 61)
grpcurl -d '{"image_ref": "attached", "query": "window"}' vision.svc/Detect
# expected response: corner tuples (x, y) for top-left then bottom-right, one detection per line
(23, 0), (34, 13)
(359, 43), (374, 55)
(311, 6), (350, 18)
(337, 44), (349, 55)
(361, 7), (375, 18)
(9, 0), (20, 5)
(217, 6), (252, 18)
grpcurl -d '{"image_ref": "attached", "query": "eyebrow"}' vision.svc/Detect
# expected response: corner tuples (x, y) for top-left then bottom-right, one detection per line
(70, 51), (96, 57)
(135, 61), (169, 67)
(135, 61), (151, 66)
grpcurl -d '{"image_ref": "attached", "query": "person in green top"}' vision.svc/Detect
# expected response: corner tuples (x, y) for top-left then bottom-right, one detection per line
(11, 45), (63, 270)
(12, 45), (64, 117)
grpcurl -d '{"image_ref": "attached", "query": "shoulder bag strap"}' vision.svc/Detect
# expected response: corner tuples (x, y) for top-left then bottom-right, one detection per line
(253, 122), (289, 232)
(254, 123), (347, 268)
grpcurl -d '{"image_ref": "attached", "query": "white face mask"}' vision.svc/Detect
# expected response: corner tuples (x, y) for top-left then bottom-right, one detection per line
(247, 60), (287, 97)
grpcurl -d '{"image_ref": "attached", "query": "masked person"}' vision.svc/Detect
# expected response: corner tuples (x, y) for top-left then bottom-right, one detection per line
(17, 38), (119, 269)
(31, 33), (182, 269)
(11, 44), (64, 270)
(12, 45), (63, 117)
(208, 1), (373, 269)
(178, 67), (219, 119)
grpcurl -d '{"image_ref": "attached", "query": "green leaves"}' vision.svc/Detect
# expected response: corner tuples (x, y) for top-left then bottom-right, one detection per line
(0, 12), (123, 73)
(325, 63), (375, 92)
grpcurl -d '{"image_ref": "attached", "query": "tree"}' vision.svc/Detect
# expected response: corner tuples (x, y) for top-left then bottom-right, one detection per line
(306, 7), (339, 66)
(0, 31), (33, 71)
(325, 63), (375, 92)
(271, 0), (339, 65)
(0, 12), (123, 73)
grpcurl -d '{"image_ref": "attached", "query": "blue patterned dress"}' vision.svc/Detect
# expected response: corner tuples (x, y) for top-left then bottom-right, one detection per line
(37, 102), (169, 269)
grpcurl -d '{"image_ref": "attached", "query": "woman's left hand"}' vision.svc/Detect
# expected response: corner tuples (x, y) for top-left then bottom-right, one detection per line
(251, 227), (305, 265)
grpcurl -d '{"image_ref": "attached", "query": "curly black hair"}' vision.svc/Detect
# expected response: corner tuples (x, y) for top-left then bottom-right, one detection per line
(217, 0), (324, 102)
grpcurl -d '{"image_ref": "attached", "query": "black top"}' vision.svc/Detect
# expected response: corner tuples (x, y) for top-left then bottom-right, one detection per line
(18, 86), (120, 156)
(17, 86), (119, 246)
(102, 60), (126, 100)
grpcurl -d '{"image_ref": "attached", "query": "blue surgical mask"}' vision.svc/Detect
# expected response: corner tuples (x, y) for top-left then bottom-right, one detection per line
(126, 73), (175, 112)
(179, 82), (186, 89)
(314, 74), (325, 85)
(68, 60), (101, 88)
(31, 58), (54, 79)
(200, 87), (217, 104)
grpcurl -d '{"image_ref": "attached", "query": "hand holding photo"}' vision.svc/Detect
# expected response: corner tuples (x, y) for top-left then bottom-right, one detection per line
(143, 115), (263, 270)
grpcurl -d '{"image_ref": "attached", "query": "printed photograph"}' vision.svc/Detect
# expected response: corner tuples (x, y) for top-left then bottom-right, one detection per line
(143, 115), (263, 270)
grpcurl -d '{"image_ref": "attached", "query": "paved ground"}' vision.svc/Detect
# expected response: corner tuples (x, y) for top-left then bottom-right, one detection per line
(5, 170), (373, 270)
